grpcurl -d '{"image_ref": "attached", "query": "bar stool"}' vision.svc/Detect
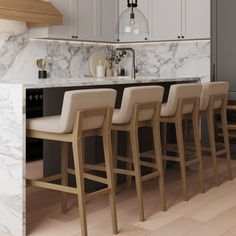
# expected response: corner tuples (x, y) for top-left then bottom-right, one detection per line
(112, 86), (166, 222)
(199, 82), (233, 186)
(26, 89), (118, 236)
(160, 84), (205, 201)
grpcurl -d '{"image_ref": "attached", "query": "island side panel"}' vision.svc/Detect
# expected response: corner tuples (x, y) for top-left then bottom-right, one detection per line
(0, 84), (25, 236)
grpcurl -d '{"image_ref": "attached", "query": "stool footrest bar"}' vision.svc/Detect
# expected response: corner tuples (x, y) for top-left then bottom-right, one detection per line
(163, 156), (180, 162)
(142, 171), (159, 182)
(84, 164), (106, 172)
(86, 188), (110, 201)
(84, 173), (108, 185)
(185, 159), (199, 167)
(28, 179), (78, 194)
(113, 168), (134, 176)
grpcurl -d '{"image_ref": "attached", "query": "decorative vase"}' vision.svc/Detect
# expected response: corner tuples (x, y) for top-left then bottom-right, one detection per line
(112, 65), (119, 78)
(106, 68), (113, 78)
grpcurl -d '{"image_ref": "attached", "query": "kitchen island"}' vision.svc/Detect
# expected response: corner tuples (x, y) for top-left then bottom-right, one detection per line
(0, 76), (200, 236)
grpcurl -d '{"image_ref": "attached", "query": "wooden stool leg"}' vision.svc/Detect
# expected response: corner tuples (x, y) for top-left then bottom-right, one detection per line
(221, 108), (233, 180)
(103, 132), (118, 234)
(72, 138), (88, 236)
(126, 133), (133, 190)
(61, 142), (68, 213)
(192, 117), (205, 193)
(162, 122), (167, 173)
(130, 128), (145, 222)
(207, 112), (219, 186)
(153, 121), (167, 211)
(175, 119), (188, 201)
(112, 131), (118, 193)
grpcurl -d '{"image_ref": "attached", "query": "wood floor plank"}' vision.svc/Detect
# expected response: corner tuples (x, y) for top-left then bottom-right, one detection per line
(222, 225), (236, 236)
(135, 179), (236, 231)
(184, 206), (236, 236)
(147, 217), (201, 236)
(187, 182), (236, 222)
(25, 158), (236, 236)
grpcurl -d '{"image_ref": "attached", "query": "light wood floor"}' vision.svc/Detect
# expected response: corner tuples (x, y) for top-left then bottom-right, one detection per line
(24, 157), (236, 236)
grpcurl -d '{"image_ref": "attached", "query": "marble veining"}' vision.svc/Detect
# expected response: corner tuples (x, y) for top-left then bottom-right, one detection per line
(118, 41), (210, 83)
(0, 31), (28, 78)
(0, 30), (210, 83)
(0, 84), (25, 236)
(0, 76), (200, 89)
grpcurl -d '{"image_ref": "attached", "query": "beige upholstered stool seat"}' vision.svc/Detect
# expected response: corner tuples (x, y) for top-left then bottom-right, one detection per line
(200, 82), (229, 112)
(199, 82), (232, 186)
(161, 83), (202, 117)
(27, 89), (115, 133)
(26, 88), (118, 236)
(27, 115), (105, 133)
(111, 85), (166, 222)
(27, 115), (61, 133)
(160, 83), (205, 201)
(112, 86), (164, 124)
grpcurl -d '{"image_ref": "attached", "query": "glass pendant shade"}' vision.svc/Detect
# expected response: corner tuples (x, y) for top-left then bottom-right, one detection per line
(119, 8), (149, 35)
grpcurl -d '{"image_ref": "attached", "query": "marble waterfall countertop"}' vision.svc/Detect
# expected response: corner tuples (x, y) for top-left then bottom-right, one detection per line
(0, 75), (200, 236)
(0, 76), (200, 89)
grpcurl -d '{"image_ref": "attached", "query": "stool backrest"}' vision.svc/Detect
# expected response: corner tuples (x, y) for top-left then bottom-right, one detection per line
(200, 82), (229, 112)
(116, 86), (164, 124)
(59, 89), (117, 133)
(164, 83), (202, 116)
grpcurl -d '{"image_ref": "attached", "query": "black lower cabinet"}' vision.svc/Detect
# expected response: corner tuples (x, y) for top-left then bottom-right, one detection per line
(26, 89), (43, 162)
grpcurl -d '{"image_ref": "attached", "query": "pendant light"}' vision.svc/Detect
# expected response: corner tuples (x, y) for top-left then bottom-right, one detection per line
(119, 0), (149, 35)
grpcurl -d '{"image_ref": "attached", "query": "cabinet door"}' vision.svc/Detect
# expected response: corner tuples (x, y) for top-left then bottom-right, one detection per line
(77, 0), (96, 40)
(150, 0), (182, 41)
(49, 0), (77, 39)
(184, 0), (210, 39)
(95, 0), (118, 42)
(118, 0), (150, 42)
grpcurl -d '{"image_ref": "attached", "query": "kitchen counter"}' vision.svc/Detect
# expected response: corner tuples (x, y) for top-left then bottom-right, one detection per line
(0, 76), (200, 236)
(0, 76), (200, 89)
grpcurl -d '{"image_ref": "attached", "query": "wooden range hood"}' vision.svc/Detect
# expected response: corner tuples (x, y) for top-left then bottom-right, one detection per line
(0, 0), (63, 27)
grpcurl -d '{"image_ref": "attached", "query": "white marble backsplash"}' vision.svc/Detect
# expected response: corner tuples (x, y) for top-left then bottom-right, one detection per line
(119, 41), (210, 83)
(0, 30), (210, 83)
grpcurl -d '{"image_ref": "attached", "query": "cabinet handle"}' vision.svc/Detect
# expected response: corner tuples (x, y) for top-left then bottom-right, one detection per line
(181, 36), (184, 39)
(178, 36), (181, 39)
(145, 37), (148, 40)
(72, 36), (75, 39)
(75, 36), (78, 39)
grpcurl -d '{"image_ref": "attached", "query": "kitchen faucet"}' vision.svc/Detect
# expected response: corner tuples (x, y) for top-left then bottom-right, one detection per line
(116, 48), (138, 79)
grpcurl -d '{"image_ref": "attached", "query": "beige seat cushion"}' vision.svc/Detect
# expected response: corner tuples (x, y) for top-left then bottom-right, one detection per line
(200, 82), (229, 112)
(27, 116), (61, 133)
(161, 83), (202, 117)
(112, 86), (164, 124)
(27, 89), (117, 134)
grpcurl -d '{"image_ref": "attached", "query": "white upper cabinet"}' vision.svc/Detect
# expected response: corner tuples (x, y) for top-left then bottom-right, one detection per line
(97, 0), (118, 42)
(29, 0), (118, 41)
(49, 0), (77, 39)
(77, 0), (96, 40)
(29, 0), (210, 42)
(150, 0), (182, 41)
(150, 0), (210, 41)
(184, 0), (210, 39)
